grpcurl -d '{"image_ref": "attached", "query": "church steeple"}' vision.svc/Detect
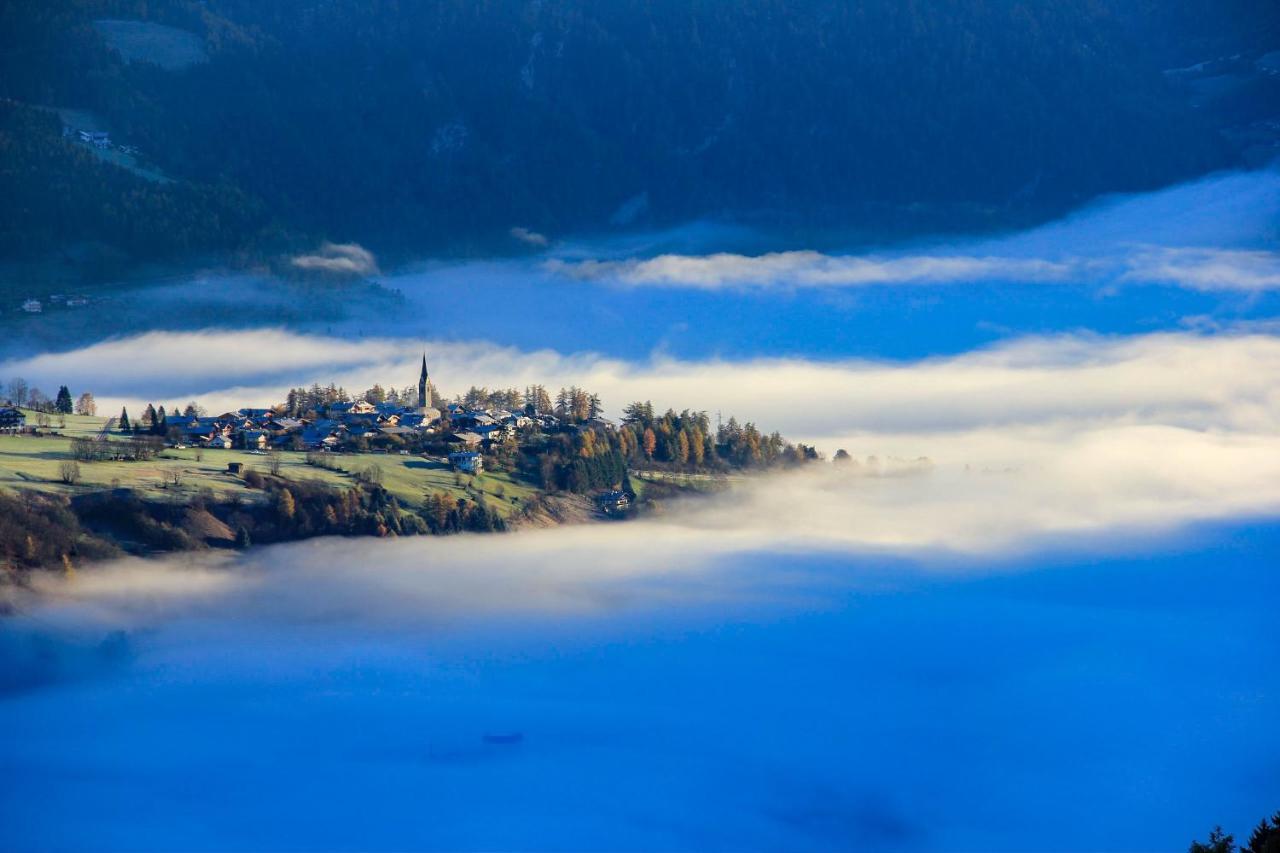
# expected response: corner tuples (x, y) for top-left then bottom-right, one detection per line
(417, 352), (430, 409)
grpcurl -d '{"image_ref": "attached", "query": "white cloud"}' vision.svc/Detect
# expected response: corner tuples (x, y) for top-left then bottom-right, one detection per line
(551, 245), (1280, 294)
(550, 251), (1076, 289)
(290, 242), (379, 276)
(509, 226), (549, 247)
(6, 329), (1277, 436)
(1122, 247), (1280, 292)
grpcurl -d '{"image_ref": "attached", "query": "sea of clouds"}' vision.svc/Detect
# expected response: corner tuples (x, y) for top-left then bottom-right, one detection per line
(2, 165), (1280, 850)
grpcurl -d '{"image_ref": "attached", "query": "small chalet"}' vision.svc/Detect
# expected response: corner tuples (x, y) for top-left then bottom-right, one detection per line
(239, 430), (269, 450)
(0, 406), (26, 433)
(597, 490), (631, 513)
(448, 451), (483, 473)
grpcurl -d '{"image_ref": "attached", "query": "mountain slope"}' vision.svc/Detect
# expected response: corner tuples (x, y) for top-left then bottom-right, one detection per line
(1, 0), (1268, 266)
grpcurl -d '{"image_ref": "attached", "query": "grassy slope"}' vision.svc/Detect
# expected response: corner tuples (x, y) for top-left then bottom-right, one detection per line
(0, 411), (538, 518)
(92, 20), (208, 70)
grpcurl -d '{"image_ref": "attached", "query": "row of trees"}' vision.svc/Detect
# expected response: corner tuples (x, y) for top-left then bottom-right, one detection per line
(118, 402), (204, 436)
(5, 377), (95, 415)
(279, 382), (444, 417)
(1190, 809), (1279, 853)
(513, 403), (818, 495)
(420, 493), (506, 534)
(620, 402), (819, 470)
(70, 435), (164, 463)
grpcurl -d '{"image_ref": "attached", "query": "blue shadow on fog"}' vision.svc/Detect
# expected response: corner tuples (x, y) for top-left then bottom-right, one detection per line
(0, 520), (1277, 851)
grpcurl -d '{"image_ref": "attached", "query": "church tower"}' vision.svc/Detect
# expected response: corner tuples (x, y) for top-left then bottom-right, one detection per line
(417, 352), (431, 410)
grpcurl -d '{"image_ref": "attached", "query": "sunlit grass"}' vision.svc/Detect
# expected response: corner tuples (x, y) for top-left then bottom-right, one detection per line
(0, 415), (537, 517)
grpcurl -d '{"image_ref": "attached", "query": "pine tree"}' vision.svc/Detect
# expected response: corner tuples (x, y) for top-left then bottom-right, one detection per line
(118, 407), (131, 432)
(1189, 827), (1234, 853)
(54, 385), (73, 414)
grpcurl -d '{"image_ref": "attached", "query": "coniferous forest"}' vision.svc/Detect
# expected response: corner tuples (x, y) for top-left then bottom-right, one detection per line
(3, 0), (1276, 269)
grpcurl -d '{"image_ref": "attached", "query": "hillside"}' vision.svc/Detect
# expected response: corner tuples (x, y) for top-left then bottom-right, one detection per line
(1, 0), (1274, 270)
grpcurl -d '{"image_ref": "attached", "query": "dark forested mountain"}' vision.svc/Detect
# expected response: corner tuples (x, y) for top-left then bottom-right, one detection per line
(1, 0), (1276, 268)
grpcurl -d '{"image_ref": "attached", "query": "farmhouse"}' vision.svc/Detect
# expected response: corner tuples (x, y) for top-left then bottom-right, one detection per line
(0, 406), (26, 434)
(448, 451), (483, 473)
(597, 489), (631, 513)
(445, 431), (483, 448)
(78, 130), (110, 148)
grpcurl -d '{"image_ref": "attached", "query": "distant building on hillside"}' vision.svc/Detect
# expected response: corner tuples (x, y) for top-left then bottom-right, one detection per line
(0, 406), (26, 433)
(448, 451), (483, 473)
(417, 352), (435, 412)
(597, 490), (631, 513)
(78, 130), (110, 148)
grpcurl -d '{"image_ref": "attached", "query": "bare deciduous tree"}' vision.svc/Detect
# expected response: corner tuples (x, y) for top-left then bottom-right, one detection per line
(6, 377), (28, 407)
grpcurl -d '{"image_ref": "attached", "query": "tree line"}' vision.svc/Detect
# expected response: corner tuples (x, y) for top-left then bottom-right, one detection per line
(1189, 809), (1279, 853)
(6, 377), (96, 416)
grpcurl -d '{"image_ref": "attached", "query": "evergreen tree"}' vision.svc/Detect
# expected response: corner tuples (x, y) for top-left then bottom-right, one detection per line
(1190, 828), (1235, 853)
(54, 385), (73, 414)
(118, 407), (130, 432)
(234, 526), (252, 550)
(1243, 812), (1280, 853)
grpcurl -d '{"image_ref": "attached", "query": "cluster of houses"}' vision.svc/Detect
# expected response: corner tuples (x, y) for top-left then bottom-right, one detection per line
(4, 358), (639, 512)
(162, 356), (570, 474)
(167, 401), (547, 474)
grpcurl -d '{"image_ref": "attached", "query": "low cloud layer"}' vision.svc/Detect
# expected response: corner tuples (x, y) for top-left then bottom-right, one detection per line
(291, 242), (380, 276)
(4, 327), (1273, 437)
(550, 251), (1077, 289)
(4, 329), (1280, 555)
(6, 521), (1273, 853)
(550, 167), (1280, 292)
(1122, 247), (1280, 292)
(552, 245), (1280, 293)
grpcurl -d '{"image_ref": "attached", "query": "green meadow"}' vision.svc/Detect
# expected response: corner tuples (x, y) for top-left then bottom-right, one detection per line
(0, 412), (538, 518)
